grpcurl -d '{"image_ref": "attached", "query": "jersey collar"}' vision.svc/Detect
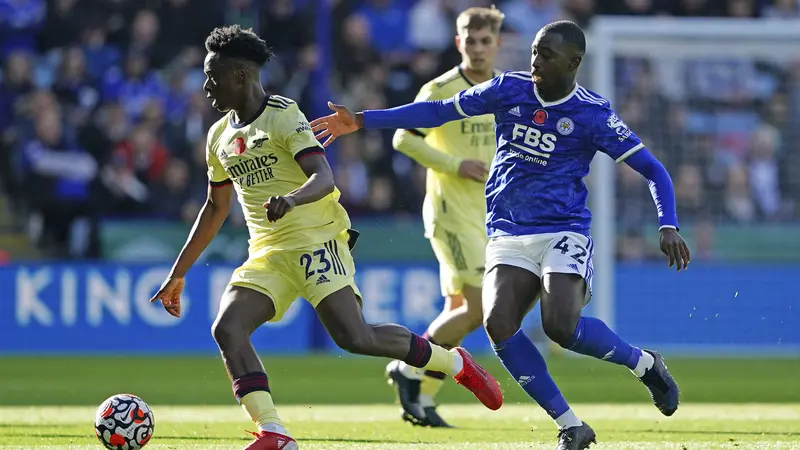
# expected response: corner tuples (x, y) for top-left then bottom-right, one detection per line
(229, 95), (270, 129)
(457, 66), (501, 87)
(534, 82), (579, 108)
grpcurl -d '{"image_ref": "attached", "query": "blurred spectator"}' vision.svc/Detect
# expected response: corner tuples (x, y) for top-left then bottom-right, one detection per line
(747, 124), (783, 219)
(101, 52), (166, 120)
(762, 0), (800, 18)
(501, 0), (563, 42)
(1, 0), (800, 262)
(0, 0), (45, 57)
(408, 0), (452, 52)
(20, 109), (98, 257)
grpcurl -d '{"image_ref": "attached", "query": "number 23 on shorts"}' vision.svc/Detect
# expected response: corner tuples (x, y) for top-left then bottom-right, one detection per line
(298, 240), (348, 282)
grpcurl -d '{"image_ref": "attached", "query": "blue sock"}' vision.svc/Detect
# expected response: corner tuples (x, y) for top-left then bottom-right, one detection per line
(493, 329), (570, 419)
(567, 316), (642, 369)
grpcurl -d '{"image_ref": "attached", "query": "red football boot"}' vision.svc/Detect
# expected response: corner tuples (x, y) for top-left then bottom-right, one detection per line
(244, 430), (299, 450)
(452, 347), (503, 410)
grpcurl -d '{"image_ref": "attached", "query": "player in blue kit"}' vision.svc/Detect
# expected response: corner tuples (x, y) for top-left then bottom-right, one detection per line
(311, 20), (689, 450)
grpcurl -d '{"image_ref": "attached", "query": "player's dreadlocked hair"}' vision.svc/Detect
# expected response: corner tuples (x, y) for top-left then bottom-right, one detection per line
(204, 25), (274, 66)
(541, 20), (586, 54)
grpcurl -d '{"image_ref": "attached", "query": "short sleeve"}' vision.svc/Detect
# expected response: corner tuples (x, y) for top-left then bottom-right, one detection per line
(275, 103), (325, 161)
(591, 107), (645, 163)
(206, 129), (230, 186)
(451, 75), (502, 118)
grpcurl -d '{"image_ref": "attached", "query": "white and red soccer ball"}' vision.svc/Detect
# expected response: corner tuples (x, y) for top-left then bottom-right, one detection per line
(94, 394), (155, 450)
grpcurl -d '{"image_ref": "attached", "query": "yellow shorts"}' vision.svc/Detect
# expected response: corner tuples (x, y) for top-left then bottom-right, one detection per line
(429, 225), (487, 297)
(229, 230), (362, 322)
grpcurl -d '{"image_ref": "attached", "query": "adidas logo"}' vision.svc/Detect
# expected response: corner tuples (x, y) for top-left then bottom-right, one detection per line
(316, 274), (330, 285)
(517, 375), (534, 387)
(568, 263), (579, 272)
(509, 106), (521, 117)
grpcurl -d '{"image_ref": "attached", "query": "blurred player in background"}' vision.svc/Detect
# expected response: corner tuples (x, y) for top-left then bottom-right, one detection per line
(149, 25), (503, 450)
(384, 6), (503, 428)
(311, 20), (690, 450)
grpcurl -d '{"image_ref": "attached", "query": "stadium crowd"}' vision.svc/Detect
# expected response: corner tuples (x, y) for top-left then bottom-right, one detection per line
(1, 0), (799, 258)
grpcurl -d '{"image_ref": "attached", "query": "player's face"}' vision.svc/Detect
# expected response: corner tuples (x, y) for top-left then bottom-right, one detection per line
(456, 27), (500, 74)
(203, 52), (239, 112)
(530, 30), (577, 89)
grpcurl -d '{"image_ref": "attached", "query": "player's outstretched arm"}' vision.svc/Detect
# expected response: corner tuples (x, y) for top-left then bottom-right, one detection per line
(265, 153), (334, 222)
(623, 148), (691, 271)
(392, 130), (488, 182)
(150, 183), (233, 317)
(310, 100), (463, 147)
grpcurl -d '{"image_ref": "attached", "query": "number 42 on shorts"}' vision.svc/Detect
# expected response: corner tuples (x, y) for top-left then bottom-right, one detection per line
(553, 236), (588, 264)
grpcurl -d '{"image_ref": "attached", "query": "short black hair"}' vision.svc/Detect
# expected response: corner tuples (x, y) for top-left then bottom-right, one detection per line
(204, 25), (274, 66)
(541, 20), (586, 54)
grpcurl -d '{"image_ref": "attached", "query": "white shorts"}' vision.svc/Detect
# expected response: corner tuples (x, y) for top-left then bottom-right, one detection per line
(485, 232), (595, 306)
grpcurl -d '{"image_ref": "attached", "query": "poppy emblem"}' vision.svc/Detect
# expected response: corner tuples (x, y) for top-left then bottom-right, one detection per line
(533, 109), (548, 125)
(233, 137), (246, 155)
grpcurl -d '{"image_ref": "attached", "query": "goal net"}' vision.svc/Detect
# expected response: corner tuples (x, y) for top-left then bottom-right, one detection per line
(497, 18), (800, 352)
(580, 17), (800, 352)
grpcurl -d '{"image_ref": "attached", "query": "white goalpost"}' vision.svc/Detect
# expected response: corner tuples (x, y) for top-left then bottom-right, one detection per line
(588, 17), (800, 330)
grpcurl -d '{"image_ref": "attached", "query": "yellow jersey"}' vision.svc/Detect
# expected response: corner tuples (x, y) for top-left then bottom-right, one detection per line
(206, 95), (351, 257)
(413, 67), (497, 237)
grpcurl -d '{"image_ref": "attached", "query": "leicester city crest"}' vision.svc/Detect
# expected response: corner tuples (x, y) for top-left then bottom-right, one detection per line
(556, 117), (575, 135)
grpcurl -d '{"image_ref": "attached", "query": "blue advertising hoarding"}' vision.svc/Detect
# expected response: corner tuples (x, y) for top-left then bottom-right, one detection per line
(0, 263), (797, 355)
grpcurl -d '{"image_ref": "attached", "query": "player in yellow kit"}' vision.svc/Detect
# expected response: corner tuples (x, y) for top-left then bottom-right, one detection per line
(384, 7), (504, 428)
(148, 25), (503, 450)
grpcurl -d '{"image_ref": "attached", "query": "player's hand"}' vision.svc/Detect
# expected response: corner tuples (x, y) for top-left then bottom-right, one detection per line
(659, 228), (691, 272)
(150, 277), (185, 318)
(310, 102), (361, 147)
(265, 195), (296, 222)
(458, 160), (488, 182)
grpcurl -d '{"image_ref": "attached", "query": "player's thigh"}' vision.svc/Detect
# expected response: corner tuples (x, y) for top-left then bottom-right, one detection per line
(314, 285), (372, 349)
(539, 232), (594, 330)
(429, 226), (487, 299)
(212, 285), (276, 344)
(482, 264), (542, 343)
(227, 254), (300, 323)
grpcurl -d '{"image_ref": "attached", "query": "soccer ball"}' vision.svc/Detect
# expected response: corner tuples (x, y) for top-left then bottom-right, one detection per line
(94, 394), (155, 450)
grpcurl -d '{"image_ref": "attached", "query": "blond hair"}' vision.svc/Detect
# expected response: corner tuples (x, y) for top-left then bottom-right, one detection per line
(456, 5), (505, 35)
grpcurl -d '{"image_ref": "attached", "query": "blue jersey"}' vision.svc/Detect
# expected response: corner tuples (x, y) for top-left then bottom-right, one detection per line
(452, 71), (645, 238)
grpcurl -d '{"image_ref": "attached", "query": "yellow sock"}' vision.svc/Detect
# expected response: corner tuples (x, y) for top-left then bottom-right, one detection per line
(420, 375), (445, 407)
(422, 345), (460, 375)
(240, 391), (283, 430)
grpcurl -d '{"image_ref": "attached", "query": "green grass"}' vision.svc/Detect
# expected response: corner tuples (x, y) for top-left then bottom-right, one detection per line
(0, 404), (798, 449)
(1, 355), (798, 405)
(0, 356), (798, 448)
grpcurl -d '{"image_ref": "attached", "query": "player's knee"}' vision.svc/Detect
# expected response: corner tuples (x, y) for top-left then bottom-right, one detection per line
(464, 305), (484, 332)
(331, 328), (376, 355)
(541, 313), (577, 348)
(211, 316), (247, 350)
(483, 311), (518, 345)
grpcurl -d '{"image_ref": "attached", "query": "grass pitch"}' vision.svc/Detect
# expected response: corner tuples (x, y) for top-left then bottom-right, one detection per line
(0, 355), (798, 449)
(0, 404), (798, 449)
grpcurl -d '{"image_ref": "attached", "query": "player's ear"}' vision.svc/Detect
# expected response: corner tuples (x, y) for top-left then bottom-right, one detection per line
(234, 65), (248, 84)
(455, 34), (462, 49)
(568, 56), (582, 72)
